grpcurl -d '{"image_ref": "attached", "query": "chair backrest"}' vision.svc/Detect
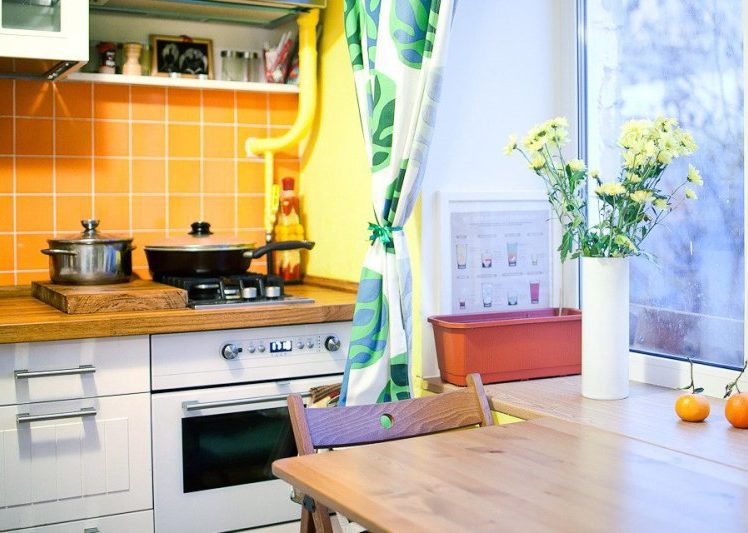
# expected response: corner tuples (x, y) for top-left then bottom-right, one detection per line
(287, 373), (493, 455)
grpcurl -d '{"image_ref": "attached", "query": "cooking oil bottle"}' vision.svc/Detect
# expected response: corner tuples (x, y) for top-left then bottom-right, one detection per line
(273, 177), (304, 282)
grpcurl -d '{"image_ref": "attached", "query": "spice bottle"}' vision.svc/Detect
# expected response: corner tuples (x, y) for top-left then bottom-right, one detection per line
(273, 177), (304, 283)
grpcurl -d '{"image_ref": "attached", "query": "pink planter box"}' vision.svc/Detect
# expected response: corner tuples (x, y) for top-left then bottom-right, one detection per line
(428, 308), (582, 386)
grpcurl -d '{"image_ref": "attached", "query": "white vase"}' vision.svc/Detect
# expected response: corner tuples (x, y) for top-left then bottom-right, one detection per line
(581, 256), (630, 400)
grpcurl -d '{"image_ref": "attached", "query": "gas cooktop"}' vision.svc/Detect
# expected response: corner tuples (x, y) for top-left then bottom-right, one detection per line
(156, 273), (314, 309)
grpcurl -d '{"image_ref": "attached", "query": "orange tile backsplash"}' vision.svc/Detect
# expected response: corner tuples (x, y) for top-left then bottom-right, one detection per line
(0, 79), (299, 284)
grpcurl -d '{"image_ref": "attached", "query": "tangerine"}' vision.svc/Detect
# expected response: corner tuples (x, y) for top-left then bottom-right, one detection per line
(675, 394), (710, 422)
(725, 392), (748, 429)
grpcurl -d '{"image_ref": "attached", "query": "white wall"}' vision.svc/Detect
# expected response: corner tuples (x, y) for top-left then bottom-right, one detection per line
(419, 0), (579, 379)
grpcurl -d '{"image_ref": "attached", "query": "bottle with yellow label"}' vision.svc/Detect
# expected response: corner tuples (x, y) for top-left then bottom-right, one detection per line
(273, 177), (304, 282)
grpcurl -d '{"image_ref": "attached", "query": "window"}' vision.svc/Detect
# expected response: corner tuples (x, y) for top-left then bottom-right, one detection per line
(583, 0), (745, 368)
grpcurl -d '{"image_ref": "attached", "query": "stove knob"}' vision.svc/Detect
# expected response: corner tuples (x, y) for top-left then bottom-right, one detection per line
(247, 345), (256, 354)
(221, 344), (242, 360)
(242, 287), (258, 299)
(257, 344), (266, 353)
(265, 286), (281, 299)
(296, 341), (305, 350)
(306, 339), (315, 349)
(324, 336), (341, 352)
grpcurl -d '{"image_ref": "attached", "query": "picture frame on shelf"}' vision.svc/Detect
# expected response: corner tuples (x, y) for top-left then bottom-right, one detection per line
(150, 34), (213, 79)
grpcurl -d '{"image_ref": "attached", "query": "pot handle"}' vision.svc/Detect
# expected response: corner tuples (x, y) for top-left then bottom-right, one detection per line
(41, 249), (77, 256)
(244, 240), (315, 259)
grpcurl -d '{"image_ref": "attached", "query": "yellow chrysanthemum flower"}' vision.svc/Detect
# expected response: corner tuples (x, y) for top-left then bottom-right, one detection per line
(687, 164), (703, 186)
(529, 152), (545, 171)
(503, 134), (518, 156)
(654, 198), (669, 210)
(568, 159), (586, 172)
(685, 188), (698, 200)
(630, 190), (655, 204)
(596, 183), (627, 196)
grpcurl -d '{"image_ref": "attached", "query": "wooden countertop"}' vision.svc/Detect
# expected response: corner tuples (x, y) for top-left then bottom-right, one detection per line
(0, 282), (356, 344)
(423, 375), (748, 472)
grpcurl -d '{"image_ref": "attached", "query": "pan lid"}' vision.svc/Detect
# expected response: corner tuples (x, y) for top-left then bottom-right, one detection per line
(144, 221), (256, 252)
(49, 219), (133, 245)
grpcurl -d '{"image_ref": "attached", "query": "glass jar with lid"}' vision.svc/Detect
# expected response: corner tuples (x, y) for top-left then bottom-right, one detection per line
(220, 50), (249, 81)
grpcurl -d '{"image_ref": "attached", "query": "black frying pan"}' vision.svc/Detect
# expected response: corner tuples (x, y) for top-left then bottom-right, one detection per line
(144, 222), (314, 278)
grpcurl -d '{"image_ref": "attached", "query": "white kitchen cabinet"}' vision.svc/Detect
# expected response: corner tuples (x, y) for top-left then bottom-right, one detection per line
(0, 0), (88, 78)
(0, 336), (149, 407)
(12, 510), (154, 533)
(0, 393), (152, 532)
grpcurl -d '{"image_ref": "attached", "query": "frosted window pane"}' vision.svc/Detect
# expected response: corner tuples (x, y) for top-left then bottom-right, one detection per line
(586, 0), (744, 368)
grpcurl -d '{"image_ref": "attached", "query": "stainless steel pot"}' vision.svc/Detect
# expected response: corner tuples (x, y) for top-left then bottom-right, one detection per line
(41, 219), (135, 285)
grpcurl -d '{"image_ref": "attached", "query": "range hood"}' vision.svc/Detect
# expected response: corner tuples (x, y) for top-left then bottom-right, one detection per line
(89, 0), (326, 28)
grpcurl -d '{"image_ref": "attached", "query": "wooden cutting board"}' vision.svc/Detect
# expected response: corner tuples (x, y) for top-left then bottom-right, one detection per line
(31, 279), (188, 314)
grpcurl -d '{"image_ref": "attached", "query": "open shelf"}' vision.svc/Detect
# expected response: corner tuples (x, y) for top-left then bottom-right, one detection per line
(64, 72), (299, 93)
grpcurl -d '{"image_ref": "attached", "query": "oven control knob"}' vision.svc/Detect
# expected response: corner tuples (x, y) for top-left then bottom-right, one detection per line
(221, 344), (242, 360)
(296, 341), (305, 350)
(257, 344), (266, 353)
(324, 336), (341, 352)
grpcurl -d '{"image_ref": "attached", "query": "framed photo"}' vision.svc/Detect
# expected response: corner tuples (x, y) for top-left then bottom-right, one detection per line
(437, 191), (561, 314)
(150, 35), (213, 79)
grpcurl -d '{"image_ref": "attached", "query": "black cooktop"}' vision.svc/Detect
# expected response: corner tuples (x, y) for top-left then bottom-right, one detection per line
(156, 273), (314, 309)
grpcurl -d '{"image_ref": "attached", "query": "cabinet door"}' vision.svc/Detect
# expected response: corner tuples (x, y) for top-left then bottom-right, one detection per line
(0, 394), (152, 531)
(12, 510), (154, 533)
(0, 0), (88, 61)
(0, 336), (150, 406)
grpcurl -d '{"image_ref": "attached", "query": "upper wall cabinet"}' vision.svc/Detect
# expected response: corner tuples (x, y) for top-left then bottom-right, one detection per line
(0, 0), (88, 80)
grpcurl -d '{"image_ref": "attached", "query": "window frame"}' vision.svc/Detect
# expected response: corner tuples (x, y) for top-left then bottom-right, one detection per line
(576, 0), (748, 395)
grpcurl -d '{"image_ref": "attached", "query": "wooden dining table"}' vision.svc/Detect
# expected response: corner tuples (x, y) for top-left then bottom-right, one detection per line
(272, 415), (748, 532)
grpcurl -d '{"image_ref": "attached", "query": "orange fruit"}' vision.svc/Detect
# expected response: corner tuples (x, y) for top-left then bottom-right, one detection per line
(675, 394), (710, 422)
(725, 393), (748, 429)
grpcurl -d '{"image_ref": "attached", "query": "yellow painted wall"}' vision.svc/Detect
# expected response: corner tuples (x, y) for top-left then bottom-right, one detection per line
(300, 0), (423, 388)
(300, 0), (369, 282)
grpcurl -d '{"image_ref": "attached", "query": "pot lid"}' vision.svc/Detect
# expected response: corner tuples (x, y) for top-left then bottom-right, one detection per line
(144, 222), (256, 251)
(49, 219), (133, 245)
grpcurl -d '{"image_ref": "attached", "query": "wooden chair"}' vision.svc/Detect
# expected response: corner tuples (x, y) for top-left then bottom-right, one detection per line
(287, 373), (494, 533)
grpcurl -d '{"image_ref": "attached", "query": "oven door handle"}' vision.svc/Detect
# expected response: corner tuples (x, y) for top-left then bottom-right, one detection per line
(182, 391), (311, 412)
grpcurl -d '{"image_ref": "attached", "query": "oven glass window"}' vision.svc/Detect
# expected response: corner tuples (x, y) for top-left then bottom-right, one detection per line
(182, 407), (297, 493)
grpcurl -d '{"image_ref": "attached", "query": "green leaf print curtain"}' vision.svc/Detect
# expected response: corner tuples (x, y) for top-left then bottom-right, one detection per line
(339, 0), (454, 406)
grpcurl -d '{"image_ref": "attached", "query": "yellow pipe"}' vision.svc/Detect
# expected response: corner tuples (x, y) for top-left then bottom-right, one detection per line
(246, 9), (320, 238)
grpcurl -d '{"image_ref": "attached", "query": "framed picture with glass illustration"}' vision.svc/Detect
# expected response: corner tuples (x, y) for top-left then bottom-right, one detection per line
(150, 34), (213, 79)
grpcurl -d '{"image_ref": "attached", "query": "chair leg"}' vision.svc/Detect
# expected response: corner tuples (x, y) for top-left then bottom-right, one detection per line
(300, 506), (315, 533)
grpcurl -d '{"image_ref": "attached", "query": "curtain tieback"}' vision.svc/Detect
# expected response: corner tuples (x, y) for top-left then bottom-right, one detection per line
(368, 222), (403, 246)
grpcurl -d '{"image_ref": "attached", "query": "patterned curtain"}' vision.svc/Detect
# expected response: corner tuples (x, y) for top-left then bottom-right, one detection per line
(339, 0), (454, 406)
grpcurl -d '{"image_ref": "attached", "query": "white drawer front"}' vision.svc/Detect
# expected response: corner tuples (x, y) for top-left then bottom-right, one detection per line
(11, 510), (153, 533)
(0, 337), (149, 406)
(0, 394), (152, 531)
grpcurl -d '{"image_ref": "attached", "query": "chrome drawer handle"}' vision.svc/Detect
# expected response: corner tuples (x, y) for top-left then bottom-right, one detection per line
(15, 365), (96, 379)
(17, 407), (97, 424)
(83, 528), (100, 533)
(183, 391), (311, 412)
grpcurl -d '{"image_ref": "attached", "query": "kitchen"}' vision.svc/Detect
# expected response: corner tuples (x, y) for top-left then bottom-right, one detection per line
(1, 1), (747, 532)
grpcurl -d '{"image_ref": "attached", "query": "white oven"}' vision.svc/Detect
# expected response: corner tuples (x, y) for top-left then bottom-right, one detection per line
(150, 322), (350, 533)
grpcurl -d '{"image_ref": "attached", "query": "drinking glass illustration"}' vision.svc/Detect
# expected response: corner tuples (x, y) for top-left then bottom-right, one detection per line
(481, 283), (493, 308)
(481, 250), (492, 268)
(531, 253), (539, 266)
(529, 281), (540, 304)
(506, 242), (518, 267)
(456, 244), (467, 269)
(507, 290), (518, 306)
(458, 290), (468, 310)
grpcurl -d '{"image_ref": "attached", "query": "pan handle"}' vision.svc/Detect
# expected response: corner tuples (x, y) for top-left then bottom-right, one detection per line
(244, 240), (315, 259)
(41, 249), (77, 256)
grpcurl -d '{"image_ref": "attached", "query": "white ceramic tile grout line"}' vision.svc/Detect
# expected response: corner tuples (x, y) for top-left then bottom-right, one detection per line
(199, 89), (205, 221)
(233, 90), (238, 236)
(51, 84), (57, 238)
(164, 88), (170, 238)
(90, 83), (96, 218)
(11, 80), (16, 285)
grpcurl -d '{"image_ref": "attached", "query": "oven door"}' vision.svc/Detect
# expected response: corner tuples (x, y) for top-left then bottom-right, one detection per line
(152, 376), (339, 533)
